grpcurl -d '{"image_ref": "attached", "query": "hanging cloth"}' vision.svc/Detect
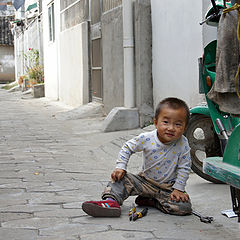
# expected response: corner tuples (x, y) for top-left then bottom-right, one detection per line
(207, 4), (240, 115)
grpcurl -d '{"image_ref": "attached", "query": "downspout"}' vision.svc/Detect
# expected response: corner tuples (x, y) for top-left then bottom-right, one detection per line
(103, 0), (139, 132)
(122, 0), (135, 108)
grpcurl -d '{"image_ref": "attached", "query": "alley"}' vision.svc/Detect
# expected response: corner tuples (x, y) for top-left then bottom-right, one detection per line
(0, 88), (239, 240)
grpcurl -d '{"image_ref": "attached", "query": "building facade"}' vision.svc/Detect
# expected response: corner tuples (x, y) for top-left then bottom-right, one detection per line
(0, 15), (15, 83)
(15, 0), (206, 129)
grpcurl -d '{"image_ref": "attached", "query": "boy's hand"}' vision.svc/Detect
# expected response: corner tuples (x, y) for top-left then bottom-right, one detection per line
(170, 189), (189, 202)
(111, 168), (126, 182)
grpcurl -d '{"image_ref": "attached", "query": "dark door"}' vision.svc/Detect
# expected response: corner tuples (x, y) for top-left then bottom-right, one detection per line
(90, 0), (102, 101)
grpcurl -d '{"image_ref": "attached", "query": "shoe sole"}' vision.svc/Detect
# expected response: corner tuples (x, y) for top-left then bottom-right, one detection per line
(82, 202), (121, 217)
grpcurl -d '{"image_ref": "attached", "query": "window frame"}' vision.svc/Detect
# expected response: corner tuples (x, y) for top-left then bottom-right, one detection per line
(48, 1), (55, 42)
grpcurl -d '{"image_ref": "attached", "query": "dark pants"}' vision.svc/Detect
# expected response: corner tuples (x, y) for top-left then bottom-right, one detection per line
(102, 173), (192, 216)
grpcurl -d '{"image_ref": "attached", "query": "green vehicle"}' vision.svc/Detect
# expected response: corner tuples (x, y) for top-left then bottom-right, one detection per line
(184, 0), (240, 221)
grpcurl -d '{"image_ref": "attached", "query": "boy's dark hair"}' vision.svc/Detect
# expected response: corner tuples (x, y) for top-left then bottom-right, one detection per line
(154, 97), (190, 126)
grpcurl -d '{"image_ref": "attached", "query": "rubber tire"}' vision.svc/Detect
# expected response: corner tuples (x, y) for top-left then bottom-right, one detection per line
(184, 114), (223, 184)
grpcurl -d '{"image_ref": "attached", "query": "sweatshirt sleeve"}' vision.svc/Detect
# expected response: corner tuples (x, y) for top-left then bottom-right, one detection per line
(172, 141), (191, 192)
(116, 133), (145, 170)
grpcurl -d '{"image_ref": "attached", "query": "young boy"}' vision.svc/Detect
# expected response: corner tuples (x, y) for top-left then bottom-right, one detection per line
(82, 97), (192, 217)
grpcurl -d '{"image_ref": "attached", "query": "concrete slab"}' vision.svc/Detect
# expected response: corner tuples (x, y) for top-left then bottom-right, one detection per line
(103, 107), (139, 132)
(55, 102), (104, 120)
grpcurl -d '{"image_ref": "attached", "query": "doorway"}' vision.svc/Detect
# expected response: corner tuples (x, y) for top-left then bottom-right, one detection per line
(90, 0), (103, 101)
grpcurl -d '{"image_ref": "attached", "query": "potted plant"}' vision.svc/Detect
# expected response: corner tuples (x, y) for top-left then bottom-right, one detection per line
(23, 48), (45, 97)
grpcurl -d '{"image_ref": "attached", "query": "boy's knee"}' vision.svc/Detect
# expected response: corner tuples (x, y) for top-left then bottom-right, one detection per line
(165, 200), (192, 216)
(102, 179), (128, 205)
(156, 199), (192, 216)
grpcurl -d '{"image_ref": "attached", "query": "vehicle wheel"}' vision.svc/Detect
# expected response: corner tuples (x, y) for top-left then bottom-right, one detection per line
(185, 114), (223, 183)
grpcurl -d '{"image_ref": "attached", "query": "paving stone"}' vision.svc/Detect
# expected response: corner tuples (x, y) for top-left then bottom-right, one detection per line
(0, 228), (38, 240)
(0, 170), (23, 178)
(0, 163), (18, 171)
(0, 178), (20, 185)
(26, 172), (78, 182)
(39, 223), (108, 237)
(0, 188), (25, 196)
(0, 204), (60, 213)
(0, 192), (60, 206)
(80, 230), (155, 240)
(34, 208), (84, 218)
(28, 195), (80, 205)
(27, 181), (103, 196)
(0, 212), (33, 223)
(0, 198), (27, 208)
(37, 237), (76, 240)
(2, 217), (68, 229)
(0, 181), (50, 190)
(62, 202), (82, 209)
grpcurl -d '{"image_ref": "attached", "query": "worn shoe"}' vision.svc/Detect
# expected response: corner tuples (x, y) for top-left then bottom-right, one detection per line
(82, 200), (121, 217)
(135, 196), (156, 207)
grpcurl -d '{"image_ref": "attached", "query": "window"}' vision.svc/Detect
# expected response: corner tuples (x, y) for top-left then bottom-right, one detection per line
(60, 0), (88, 32)
(48, 2), (55, 42)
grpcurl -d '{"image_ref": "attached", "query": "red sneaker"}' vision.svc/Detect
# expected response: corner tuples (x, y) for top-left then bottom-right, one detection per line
(82, 200), (121, 217)
(135, 196), (156, 207)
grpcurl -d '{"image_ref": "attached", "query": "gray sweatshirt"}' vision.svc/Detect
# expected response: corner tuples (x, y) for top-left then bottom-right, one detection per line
(116, 130), (191, 192)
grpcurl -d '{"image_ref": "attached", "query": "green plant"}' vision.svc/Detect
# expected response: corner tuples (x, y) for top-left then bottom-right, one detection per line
(24, 48), (39, 71)
(28, 65), (44, 83)
(24, 48), (44, 85)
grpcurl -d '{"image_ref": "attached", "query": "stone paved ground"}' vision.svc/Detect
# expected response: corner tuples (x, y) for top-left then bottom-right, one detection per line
(0, 87), (239, 240)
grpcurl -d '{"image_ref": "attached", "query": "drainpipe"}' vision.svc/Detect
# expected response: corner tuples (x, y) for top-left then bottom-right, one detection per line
(122, 0), (135, 108)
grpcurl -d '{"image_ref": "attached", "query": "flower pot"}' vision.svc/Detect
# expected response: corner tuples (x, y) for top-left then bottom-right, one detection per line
(32, 83), (45, 98)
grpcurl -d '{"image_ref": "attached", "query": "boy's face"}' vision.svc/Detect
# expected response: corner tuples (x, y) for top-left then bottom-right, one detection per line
(154, 106), (187, 144)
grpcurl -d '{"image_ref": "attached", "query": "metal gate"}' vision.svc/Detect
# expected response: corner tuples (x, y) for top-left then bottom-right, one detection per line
(90, 0), (102, 101)
(90, 0), (122, 101)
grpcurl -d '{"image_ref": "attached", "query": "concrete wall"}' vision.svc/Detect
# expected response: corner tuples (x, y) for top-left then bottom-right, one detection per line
(151, 0), (204, 109)
(42, 0), (60, 100)
(202, 0), (218, 48)
(59, 22), (89, 107)
(14, 33), (24, 79)
(25, 21), (38, 48)
(101, 6), (124, 114)
(135, 0), (153, 127)
(0, 45), (15, 82)
(102, 1), (153, 128)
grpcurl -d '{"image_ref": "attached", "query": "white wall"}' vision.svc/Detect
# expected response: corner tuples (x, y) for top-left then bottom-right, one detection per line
(59, 22), (89, 107)
(42, 0), (60, 100)
(42, 0), (89, 106)
(14, 33), (24, 80)
(202, 0), (218, 48)
(151, 0), (204, 109)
